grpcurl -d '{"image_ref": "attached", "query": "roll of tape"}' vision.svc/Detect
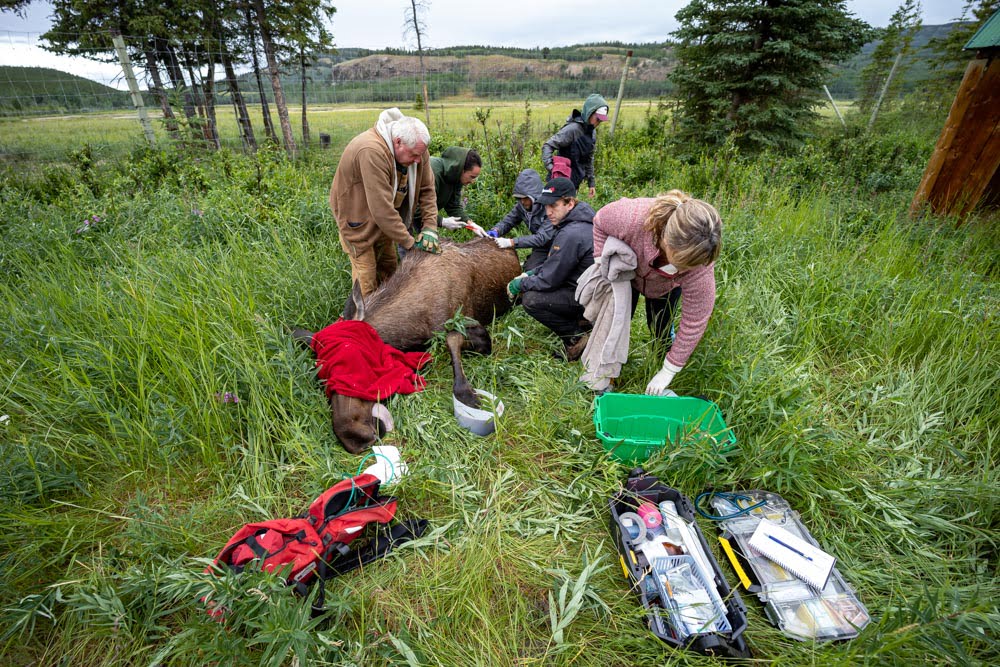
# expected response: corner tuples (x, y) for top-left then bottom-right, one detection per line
(618, 511), (647, 544)
(637, 502), (662, 529)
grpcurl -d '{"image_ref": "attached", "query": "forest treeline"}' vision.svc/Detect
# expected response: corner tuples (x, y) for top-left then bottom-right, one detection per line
(0, 0), (995, 156)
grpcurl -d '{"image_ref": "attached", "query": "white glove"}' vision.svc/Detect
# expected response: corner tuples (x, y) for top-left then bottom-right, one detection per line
(441, 216), (464, 230)
(362, 445), (407, 485)
(465, 220), (488, 237)
(645, 359), (683, 396)
(494, 237), (515, 249)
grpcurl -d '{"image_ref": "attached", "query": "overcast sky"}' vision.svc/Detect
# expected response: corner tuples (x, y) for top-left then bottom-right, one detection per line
(0, 0), (970, 85)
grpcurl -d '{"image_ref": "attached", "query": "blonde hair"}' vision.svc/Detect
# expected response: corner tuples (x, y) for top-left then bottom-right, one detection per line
(643, 190), (722, 270)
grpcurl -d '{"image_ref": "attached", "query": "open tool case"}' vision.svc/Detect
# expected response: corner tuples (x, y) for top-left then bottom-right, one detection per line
(610, 469), (751, 659)
(707, 490), (870, 641)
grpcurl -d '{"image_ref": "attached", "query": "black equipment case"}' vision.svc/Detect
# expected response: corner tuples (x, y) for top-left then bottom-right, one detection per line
(609, 468), (751, 659)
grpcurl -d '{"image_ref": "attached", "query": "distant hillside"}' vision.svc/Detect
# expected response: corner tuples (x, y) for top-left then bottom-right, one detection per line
(827, 22), (969, 96)
(304, 25), (966, 103)
(1, 25), (969, 117)
(0, 66), (131, 115)
(323, 52), (672, 82)
(296, 42), (677, 101)
(323, 42), (673, 64)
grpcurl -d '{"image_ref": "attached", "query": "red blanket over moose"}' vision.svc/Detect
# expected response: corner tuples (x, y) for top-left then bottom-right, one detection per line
(311, 320), (431, 401)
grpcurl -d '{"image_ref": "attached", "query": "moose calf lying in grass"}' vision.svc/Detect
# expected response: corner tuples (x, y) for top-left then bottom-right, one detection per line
(295, 238), (521, 453)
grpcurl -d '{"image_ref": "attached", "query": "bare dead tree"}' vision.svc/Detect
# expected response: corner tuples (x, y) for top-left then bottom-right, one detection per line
(404, 0), (431, 126)
(157, 37), (201, 139)
(244, 4), (279, 145)
(182, 52), (216, 147)
(195, 40), (221, 149)
(141, 40), (180, 140)
(298, 43), (311, 145)
(253, 0), (298, 157)
(222, 45), (257, 151)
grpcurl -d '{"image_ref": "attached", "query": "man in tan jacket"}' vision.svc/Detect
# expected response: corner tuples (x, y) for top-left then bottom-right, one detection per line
(329, 108), (441, 296)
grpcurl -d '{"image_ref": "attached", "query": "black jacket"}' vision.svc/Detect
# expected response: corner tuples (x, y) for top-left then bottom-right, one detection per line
(520, 202), (595, 292)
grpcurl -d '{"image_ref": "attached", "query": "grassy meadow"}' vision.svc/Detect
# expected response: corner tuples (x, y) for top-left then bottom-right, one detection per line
(0, 99), (662, 166)
(0, 100), (997, 666)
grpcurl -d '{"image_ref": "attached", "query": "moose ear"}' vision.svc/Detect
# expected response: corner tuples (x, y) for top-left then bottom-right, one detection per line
(342, 280), (365, 321)
(371, 403), (394, 438)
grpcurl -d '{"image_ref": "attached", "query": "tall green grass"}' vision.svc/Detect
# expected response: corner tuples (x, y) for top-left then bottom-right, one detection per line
(0, 107), (997, 665)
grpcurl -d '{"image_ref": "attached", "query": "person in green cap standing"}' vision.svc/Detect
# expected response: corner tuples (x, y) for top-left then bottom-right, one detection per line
(541, 93), (609, 198)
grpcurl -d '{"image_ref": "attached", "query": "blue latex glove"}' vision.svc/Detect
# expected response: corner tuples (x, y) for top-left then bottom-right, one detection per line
(486, 229), (499, 238)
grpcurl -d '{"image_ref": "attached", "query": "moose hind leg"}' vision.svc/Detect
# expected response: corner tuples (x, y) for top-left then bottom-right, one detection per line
(447, 330), (479, 408)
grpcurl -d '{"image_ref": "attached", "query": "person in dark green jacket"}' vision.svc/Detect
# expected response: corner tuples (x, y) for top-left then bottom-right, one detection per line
(415, 146), (483, 233)
(542, 93), (608, 198)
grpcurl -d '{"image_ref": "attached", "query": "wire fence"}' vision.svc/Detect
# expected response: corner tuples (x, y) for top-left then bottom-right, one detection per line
(1, 30), (674, 164)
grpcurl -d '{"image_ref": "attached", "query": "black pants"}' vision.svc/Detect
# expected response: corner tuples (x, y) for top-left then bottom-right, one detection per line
(632, 286), (681, 340)
(522, 286), (589, 343)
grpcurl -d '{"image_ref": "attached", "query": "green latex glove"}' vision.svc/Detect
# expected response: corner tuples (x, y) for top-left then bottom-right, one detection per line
(507, 272), (528, 300)
(413, 229), (441, 254)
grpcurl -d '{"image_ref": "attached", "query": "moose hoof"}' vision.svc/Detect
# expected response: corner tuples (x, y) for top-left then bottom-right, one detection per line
(290, 328), (315, 349)
(454, 387), (481, 409)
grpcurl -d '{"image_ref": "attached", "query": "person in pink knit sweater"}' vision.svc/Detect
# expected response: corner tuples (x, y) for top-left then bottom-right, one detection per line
(592, 190), (722, 394)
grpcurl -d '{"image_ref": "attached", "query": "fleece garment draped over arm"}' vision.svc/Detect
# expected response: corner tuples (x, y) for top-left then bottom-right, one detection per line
(593, 197), (716, 368)
(576, 236), (637, 391)
(311, 320), (431, 401)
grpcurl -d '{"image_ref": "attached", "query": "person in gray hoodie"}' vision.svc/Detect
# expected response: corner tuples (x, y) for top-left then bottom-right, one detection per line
(488, 168), (554, 272)
(507, 177), (596, 360)
(541, 93), (609, 198)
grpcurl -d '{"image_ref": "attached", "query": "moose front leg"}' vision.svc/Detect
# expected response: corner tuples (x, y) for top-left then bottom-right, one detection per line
(446, 330), (480, 408)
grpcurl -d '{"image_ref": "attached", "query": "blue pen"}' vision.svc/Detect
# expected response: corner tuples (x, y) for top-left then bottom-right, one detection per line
(768, 534), (813, 561)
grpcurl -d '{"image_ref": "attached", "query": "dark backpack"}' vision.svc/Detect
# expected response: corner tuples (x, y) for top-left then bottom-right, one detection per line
(207, 474), (426, 617)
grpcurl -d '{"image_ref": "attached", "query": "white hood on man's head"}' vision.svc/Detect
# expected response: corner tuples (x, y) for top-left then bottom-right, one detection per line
(375, 107), (405, 152)
(374, 107), (418, 232)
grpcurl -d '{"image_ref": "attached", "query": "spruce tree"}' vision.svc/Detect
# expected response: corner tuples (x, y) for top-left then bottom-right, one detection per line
(671, 0), (872, 154)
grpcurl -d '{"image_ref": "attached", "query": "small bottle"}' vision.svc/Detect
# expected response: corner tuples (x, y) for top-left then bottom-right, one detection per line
(658, 501), (685, 546)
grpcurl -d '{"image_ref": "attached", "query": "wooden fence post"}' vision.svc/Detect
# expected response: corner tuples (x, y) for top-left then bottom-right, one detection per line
(867, 51), (903, 132)
(609, 50), (633, 140)
(823, 85), (846, 129)
(112, 33), (156, 147)
(910, 56), (1000, 219)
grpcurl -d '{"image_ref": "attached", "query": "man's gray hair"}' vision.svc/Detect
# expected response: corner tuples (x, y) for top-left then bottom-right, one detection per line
(392, 116), (430, 147)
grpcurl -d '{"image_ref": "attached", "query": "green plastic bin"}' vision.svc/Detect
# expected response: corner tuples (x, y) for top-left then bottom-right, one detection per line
(593, 393), (737, 463)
